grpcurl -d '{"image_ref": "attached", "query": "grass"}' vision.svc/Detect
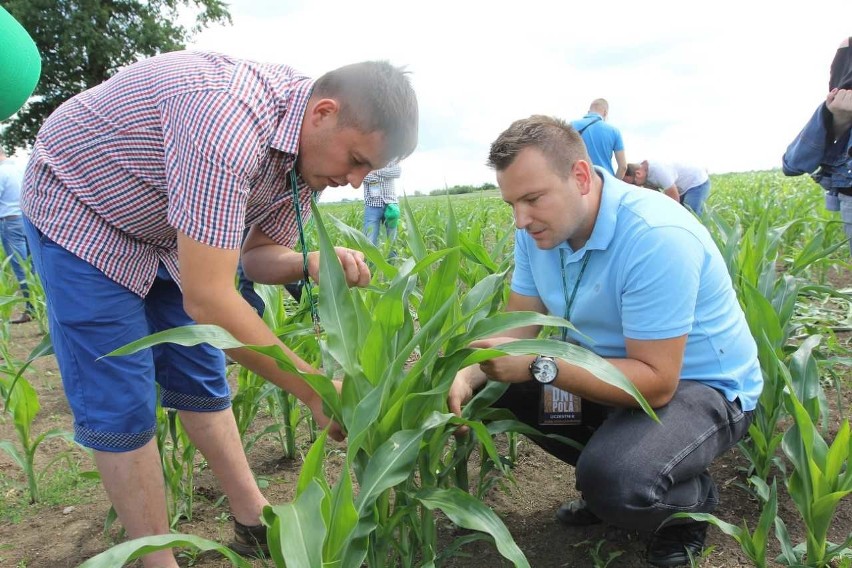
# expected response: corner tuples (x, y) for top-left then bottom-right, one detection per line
(0, 458), (98, 524)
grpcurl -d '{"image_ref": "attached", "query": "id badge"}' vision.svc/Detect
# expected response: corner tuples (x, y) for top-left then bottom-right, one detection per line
(539, 384), (582, 425)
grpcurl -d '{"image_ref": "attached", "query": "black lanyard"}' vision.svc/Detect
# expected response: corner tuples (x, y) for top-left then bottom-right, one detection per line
(289, 167), (321, 338)
(558, 249), (591, 342)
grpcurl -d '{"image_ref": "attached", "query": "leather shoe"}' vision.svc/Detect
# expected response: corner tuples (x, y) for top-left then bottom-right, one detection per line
(10, 312), (32, 324)
(230, 518), (269, 557)
(647, 520), (708, 567)
(555, 498), (602, 526)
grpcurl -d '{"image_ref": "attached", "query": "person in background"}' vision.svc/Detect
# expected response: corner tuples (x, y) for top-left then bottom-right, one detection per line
(623, 160), (712, 216)
(0, 148), (33, 323)
(783, 37), (852, 256)
(570, 98), (627, 179)
(21, 50), (418, 568)
(363, 160), (401, 250)
(448, 115), (761, 568)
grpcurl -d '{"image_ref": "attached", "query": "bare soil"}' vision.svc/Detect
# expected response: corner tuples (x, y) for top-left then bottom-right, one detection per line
(1, 293), (851, 568)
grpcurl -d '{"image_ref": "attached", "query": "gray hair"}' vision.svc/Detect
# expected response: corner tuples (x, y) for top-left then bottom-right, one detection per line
(313, 61), (419, 162)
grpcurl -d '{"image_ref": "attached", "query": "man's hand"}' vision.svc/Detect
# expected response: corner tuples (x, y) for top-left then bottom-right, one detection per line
(448, 372), (477, 436)
(470, 337), (535, 384)
(306, 379), (346, 442)
(307, 247), (371, 287)
(827, 88), (852, 138)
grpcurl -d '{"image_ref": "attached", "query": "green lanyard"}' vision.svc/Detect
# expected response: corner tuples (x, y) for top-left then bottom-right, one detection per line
(289, 167), (322, 338)
(558, 249), (591, 342)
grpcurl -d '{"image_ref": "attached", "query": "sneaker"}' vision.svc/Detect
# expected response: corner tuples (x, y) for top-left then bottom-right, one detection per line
(230, 518), (269, 558)
(555, 498), (602, 526)
(647, 521), (708, 567)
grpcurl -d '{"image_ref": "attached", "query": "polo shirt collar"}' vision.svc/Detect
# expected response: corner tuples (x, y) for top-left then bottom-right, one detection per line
(270, 78), (314, 155)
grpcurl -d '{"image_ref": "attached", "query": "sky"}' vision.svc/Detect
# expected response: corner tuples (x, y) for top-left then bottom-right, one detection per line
(184, 0), (852, 201)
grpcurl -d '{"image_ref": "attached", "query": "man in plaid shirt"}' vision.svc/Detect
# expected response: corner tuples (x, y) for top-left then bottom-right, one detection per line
(363, 160), (401, 248)
(21, 50), (417, 566)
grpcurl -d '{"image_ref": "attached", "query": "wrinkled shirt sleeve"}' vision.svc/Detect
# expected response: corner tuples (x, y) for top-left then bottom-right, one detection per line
(782, 103), (831, 176)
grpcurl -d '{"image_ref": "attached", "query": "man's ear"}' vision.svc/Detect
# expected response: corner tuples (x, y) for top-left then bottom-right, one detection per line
(307, 98), (340, 126)
(572, 159), (595, 194)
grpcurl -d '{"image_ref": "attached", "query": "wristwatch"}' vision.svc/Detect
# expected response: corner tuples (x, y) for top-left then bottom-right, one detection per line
(529, 355), (558, 385)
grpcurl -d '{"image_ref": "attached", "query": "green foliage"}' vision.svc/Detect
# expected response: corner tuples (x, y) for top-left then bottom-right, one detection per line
(2, 0), (231, 152)
(428, 183), (496, 196)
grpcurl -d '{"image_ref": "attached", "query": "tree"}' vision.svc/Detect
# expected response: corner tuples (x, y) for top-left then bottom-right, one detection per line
(1, 0), (231, 152)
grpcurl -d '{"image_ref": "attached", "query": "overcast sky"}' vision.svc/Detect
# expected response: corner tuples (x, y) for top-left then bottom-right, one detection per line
(186, 0), (852, 200)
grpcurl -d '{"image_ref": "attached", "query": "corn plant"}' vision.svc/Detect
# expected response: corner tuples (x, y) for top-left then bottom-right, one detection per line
(777, 336), (852, 566)
(0, 376), (74, 504)
(0, 334), (71, 503)
(704, 208), (838, 484)
(671, 476), (780, 568)
(97, 197), (655, 567)
(156, 405), (198, 528)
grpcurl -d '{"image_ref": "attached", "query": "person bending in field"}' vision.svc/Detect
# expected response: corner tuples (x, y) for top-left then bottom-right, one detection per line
(783, 36), (852, 256)
(21, 50), (418, 568)
(448, 116), (762, 567)
(623, 160), (712, 216)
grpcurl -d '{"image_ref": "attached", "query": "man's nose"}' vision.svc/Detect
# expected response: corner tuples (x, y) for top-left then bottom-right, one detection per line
(513, 205), (529, 229)
(347, 165), (372, 188)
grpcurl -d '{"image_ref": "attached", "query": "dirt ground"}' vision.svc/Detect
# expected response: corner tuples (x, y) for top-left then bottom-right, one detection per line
(1, 313), (851, 568)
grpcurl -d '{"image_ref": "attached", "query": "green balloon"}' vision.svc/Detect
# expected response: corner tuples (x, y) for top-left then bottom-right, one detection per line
(0, 6), (41, 121)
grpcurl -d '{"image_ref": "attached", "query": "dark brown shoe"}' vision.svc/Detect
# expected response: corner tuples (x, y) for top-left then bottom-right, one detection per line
(230, 518), (269, 558)
(10, 313), (32, 324)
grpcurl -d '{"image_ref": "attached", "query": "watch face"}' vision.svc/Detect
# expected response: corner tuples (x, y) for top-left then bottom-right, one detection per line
(532, 357), (558, 384)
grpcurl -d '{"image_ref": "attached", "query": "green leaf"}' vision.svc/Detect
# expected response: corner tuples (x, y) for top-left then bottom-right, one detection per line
(416, 487), (530, 568)
(273, 482), (328, 568)
(77, 534), (252, 567)
(312, 200), (361, 378)
(324, 461), (359, 561)
(295, 430), (330, 498)
(466, 338), (658, 421)
(104, 324), (245, 356)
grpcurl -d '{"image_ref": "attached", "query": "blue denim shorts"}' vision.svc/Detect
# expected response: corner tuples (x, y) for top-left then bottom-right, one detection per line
(23, 218), (231, 452)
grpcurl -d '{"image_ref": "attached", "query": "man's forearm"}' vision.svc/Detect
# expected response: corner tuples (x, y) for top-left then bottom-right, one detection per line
(241, 246), (307, 284)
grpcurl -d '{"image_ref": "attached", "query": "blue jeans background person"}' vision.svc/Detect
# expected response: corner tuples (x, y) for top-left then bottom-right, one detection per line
(681, 179), (712, 216)
(363, 161), (401, 252)
(0, 146), (33, 322)
(1, 215), (31, 313)
(363, 203), (398, 247)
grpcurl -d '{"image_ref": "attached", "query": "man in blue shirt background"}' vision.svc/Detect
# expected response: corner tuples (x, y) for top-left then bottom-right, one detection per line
(571, 98), (627, 179)
(0, 148), (32, 323)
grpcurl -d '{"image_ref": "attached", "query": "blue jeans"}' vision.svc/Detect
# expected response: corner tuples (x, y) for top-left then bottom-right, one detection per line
(1, 214), (32, 312)
(495, 379), (752, 532)
(364, 204), (397, 247)
(839, 193), (852, 256)
(681, 180), (711, 216)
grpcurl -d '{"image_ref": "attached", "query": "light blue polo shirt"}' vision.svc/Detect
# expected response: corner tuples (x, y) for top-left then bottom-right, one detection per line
(511, 169), (763, 411)
(570, 113), (624, 176)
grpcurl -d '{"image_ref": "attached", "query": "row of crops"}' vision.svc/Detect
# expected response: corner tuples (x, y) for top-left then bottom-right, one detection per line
(0, 170), (850, 567)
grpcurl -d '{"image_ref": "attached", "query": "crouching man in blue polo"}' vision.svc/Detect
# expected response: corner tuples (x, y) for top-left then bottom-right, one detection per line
(448, 115), (762, 568)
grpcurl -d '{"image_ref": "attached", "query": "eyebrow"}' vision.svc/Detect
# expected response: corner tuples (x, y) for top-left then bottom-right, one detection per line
(503, 191), (543, 205)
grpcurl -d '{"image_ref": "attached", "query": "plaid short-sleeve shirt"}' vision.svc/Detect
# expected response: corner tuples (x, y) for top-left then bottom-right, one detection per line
(22, 50), (317, 297)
